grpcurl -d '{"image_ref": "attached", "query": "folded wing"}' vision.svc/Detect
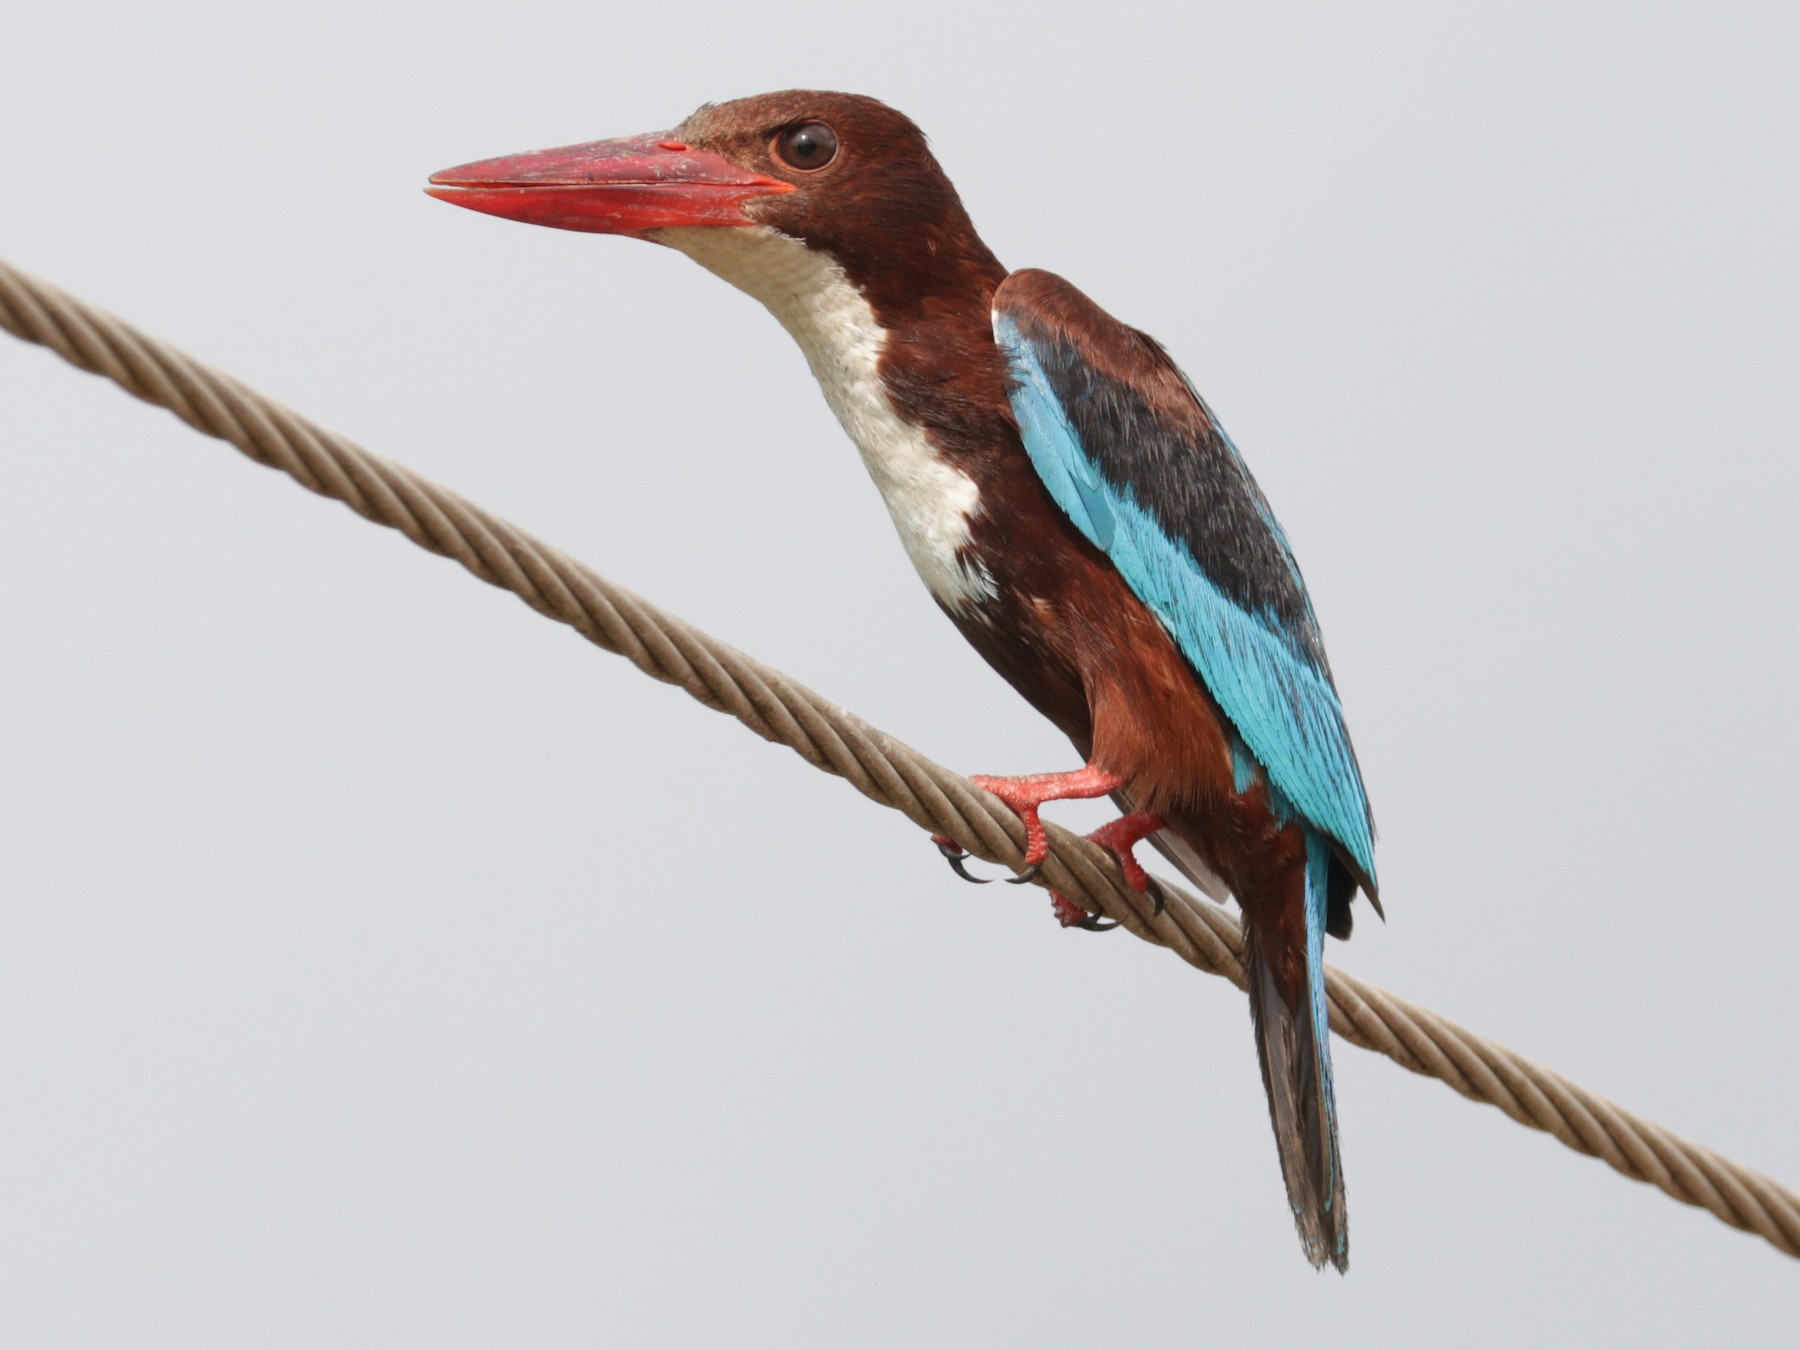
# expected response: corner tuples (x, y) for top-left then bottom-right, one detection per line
(991, 269), (1375, 889)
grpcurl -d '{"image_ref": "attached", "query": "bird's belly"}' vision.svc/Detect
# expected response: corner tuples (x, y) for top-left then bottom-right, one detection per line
(955, 519), (1241, 815)
(946, 593), (1095, 754)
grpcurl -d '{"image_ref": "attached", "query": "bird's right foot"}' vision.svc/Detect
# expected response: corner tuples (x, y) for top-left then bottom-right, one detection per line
(931, 834), (991, 884)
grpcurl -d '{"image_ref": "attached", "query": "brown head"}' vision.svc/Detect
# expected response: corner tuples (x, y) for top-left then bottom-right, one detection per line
(427, 90), (1006, 317)
(428, 91), (1022, 617)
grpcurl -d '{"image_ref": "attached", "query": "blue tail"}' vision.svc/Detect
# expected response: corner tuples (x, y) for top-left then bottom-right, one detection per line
(1244, 829), (1348, 1271)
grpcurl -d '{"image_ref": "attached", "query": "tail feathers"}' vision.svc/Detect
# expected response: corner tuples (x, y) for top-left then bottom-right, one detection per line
(1244, 832), (1348, 1272)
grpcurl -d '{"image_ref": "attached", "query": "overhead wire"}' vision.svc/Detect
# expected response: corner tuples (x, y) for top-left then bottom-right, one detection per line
(2, 256), (1794, 1262)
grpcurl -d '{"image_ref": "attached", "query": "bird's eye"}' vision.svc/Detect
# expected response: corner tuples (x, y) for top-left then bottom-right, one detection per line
(775, 122), (838, 172)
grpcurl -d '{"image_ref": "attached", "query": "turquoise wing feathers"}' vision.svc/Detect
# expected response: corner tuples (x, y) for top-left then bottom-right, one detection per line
(993, 277), (1375, 885)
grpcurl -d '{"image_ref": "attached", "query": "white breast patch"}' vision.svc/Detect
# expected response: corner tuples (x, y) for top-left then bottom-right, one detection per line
(651, 224), (995, 610)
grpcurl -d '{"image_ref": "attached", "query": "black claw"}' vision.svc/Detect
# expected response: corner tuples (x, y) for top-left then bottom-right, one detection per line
(1006, 859), (1045, 886)
(1147, 878), (1168, 917)
(1076, 914), (1120, 932)
(948, 855), (991, 885)
(935, 837), (992, 884)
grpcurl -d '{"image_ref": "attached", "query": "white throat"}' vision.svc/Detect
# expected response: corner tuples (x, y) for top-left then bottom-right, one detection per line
(651, 224), (994, 610)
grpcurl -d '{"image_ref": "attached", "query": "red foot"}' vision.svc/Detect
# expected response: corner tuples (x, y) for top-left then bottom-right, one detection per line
(1045, 810), (1164, 931)
(968, 763), (1128, 871)
(1085, 810), (1165, 893)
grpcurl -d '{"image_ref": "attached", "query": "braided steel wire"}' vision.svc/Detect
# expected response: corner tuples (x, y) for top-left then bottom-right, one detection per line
(2, 256), (1794, 1262)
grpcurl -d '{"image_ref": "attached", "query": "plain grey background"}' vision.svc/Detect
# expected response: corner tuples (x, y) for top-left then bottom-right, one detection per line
(4, 1), (1796, 1344)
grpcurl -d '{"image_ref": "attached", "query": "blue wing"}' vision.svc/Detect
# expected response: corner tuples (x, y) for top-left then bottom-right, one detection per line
(993, 270), (1375, 887)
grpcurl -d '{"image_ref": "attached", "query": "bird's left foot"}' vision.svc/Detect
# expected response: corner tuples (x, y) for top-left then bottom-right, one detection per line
(1083, 810), (1165, 892)
(1049, 892), (1118, 930)
(1044, 809), (1166, 931)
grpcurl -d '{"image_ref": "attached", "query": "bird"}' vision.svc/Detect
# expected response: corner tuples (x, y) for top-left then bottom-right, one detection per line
(427, 90), (1378, 1271)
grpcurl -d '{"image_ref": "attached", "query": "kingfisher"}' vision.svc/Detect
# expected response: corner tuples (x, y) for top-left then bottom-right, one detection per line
(428, 91), (1378, 1271)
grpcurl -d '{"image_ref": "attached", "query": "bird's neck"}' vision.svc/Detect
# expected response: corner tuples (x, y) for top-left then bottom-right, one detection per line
(654, 224), (1015, 612)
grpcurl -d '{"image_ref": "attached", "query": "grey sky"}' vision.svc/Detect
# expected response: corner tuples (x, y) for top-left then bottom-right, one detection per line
(4, 1), (1796, 1344)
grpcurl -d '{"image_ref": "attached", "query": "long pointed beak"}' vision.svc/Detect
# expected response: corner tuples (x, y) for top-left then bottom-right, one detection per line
(426, 133), (792, 236)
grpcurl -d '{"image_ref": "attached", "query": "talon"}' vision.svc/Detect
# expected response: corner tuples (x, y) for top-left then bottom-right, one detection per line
(1049, 892), (1118, 931)
(1006, 859), (1044, 886)
(932, 833), (991, 884)
(948, 856), (991, 884)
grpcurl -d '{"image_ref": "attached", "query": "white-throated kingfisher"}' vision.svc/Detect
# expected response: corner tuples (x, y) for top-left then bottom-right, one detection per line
(428, 91), (1379, 1272)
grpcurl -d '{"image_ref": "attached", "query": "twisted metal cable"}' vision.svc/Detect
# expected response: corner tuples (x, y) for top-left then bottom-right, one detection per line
(3, 255), (1795, 1262)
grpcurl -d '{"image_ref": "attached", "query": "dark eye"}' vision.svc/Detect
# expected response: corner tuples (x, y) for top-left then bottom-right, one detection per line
(775, 122), (838, 171)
